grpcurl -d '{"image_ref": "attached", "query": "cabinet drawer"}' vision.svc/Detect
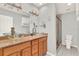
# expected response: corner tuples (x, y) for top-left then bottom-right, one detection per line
(32, 45), (38, 55)
(8, 51), (20, 56)
(3, 41), (31, 56)
(32, 39), (38, 45)
(22, 47), (31, 56)
(39, 38), (44, 42)
(39, 37), (47, 42)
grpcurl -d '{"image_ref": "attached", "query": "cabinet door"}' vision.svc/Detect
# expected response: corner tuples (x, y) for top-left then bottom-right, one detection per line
(39, 42), (44, 56)
(32, 45), (38, 56)
(0, 48), (2, 56)
(22, 47), (31, 56)
(43, 39), (47, 54)
(39, 37), (47, 56)
(8, 52), (20, 56)
(32, 39), (38, 56)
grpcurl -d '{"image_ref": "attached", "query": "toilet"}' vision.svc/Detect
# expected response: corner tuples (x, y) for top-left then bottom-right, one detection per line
(65, 34), (72, 49)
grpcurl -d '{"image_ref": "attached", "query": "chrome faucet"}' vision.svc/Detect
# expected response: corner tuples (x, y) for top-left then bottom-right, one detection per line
(32, 23), (37, 35)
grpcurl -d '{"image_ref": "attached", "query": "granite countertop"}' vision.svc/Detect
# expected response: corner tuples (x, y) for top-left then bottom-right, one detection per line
(0, 33), (48, 48)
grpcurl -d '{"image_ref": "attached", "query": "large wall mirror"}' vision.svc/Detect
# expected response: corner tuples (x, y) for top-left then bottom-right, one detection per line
(0, 14), (13, 36)
(0, 13), (30, 36)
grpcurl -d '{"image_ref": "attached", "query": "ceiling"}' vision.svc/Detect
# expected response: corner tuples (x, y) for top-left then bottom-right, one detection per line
(55, 3), (76, 15)
(0, 3), (77, 15)
(31, 3), (48, 9)
(32, 3), (76, 15)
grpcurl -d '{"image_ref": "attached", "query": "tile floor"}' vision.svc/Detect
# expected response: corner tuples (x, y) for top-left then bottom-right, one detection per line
(56, 45), (79, 56)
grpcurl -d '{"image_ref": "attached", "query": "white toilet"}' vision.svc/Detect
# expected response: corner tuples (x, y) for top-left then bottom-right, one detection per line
(65, 34), (72, 49)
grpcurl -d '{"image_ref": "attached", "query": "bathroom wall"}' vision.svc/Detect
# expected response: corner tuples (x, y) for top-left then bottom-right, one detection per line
(77, 19), (79, 48)
(61, 12), (78, 47)
(37, 6), (49, 33)
(38, 4), (56, 55)
(0, 4), (57, 55)
(48, 4), (56, 55)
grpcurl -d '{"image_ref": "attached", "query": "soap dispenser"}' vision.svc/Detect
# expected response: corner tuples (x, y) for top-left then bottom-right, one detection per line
(11, 27), (15, 38)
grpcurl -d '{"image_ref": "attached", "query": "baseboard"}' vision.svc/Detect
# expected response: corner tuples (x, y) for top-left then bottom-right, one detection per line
(62, 43), (78, 49)
(47, 52), (55, 56)
(71, 45), (78, 48)
(62, 43), (79, 53)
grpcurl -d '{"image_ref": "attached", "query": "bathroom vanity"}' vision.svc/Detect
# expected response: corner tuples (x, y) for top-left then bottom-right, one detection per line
(0, 5), (48, 56)
(0, 34), (47, 56)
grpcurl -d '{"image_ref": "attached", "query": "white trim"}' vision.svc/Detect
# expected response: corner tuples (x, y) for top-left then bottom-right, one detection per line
(47, 52), (55, 56)
(71, 45), (78, 48)
(62, 43), (79, 53)
(62, 43), (78, 50)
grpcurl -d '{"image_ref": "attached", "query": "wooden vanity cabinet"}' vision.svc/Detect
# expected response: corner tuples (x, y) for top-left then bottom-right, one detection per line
(0, 36), (47, 56)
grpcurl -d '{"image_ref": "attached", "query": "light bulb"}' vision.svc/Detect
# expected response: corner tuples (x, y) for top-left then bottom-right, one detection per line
(39, 3), (43, 5)
(67, 3), (72, 6)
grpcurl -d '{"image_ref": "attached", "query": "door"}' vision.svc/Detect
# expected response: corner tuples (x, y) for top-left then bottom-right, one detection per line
(56, 16), (62, 49)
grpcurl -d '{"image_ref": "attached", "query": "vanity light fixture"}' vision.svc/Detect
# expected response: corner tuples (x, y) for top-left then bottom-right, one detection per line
(67, 3), (72, 6)
(7, 3), (22, 9)
(29, 9), (39, 16)
(77, 16), (79, 21)
(5, 3), (22, 11)
(39, 3), (43, 5)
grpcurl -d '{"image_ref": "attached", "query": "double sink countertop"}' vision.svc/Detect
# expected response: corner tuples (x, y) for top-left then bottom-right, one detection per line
(0, 33), (48, 48)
